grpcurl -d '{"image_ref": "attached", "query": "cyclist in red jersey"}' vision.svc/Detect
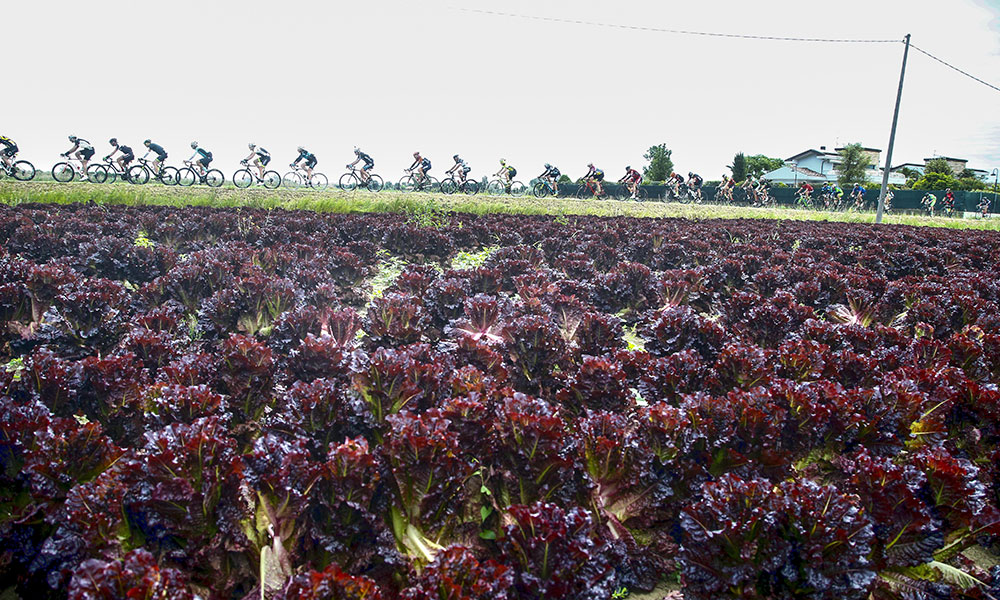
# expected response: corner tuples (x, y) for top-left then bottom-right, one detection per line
(618, 165), (642, 199)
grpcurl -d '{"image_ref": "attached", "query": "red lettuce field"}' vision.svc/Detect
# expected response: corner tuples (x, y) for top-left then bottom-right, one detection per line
(2, 203), (1000, 600)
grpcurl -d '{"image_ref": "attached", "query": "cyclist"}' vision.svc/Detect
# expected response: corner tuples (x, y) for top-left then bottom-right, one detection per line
(407, 152), (431, 185)
(347, 147), (374, 184)
(187, 142), (213, 175)
(446, 154), (471, 184)
(242, 143), (271, 180)
(142, 139), (169, 174)
(851, 183), (867, 209)
(740, 176), (757, 204)
(105, 138), (134, 175)
(494, 158), (516, 192)
(583, 163), (605, 196)
(539, 163), (561, 195)
(618, 165), (642, 200)
(884, 189), (894, 213)
(717, 174), (735, 203)
(943, 188), (955, 214)
(796, 181), (814, 206)
(0, 135), (18, 171)
(754, 178), (772, 207)
(291, 146), (317, 179)
(668, 171), (685, 196)
(63, 135), (95, 180)
(687, 172), (704, 201)
(922, 192), (937, 216)
(978, 195), (990, 218)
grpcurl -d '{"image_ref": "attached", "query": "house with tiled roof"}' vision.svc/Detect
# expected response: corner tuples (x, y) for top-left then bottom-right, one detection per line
(762, 145), (905, 185)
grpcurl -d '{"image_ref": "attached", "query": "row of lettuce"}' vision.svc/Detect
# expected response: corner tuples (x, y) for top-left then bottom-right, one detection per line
(2, 204), (1000, 599)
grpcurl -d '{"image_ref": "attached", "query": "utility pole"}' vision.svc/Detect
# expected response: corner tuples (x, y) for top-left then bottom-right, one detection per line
(876, 34), (911, 224)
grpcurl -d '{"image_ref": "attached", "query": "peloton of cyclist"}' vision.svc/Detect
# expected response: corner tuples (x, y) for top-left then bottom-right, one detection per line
(408, 152), (431, 184)
(540, 163), (561, 195)
(105, 138), (134, 175)
(292, 146), (318, 179)
(584, 163), (606, 196)
(446, 154), (471, 184)
(142, 140), (169, 174)
(494, 159), (517, 192)
(347, 147), (375, 184)
(242, 143), (271, 180)
(187, 142), (214, 175)
(0, 135), (18, 171)
(619, 165), (642, 200)
(63, 135), (95, 180)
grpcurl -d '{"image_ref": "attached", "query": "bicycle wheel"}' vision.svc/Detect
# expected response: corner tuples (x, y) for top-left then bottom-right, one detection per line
(462, 179), (479, 195)
(575, 185), (591, 200)
(205, 169), (224, 188)
(177, 168), (196, 187)
(12, 160), (36, 181)
(532, 182), (550, 199)
(105, 166), (119, 184)
(339, 173), (359, 191)
(160, 166), (179, 185)
(233, 169), (254, 189)
(398, 175), (416, 192)
(309, 173), (329, 190)
(52, 162), (75, 182)
(366, 174), (384, 192)
(283, 171), (302, 188)
(634, 187), (648, 201)
(440, 178), (457, 195)
(509, 181), (526, 197)
(487, 180), (505, 196)
(263, 171), (281, 189)
(128, 165), (150, 185)
(87, 164), (109, 184)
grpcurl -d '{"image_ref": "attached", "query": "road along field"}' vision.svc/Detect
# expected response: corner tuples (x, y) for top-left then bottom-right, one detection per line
(2, 180), (1000, 231)
(2, 202), (1000, 599)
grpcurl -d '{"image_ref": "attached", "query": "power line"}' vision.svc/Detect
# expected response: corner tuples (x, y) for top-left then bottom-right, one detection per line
(910, 44), (1000, 94)
(451, 7), (901, 44)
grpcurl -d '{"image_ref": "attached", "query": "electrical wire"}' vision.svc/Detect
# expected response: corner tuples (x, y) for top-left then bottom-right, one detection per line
(910, 44), (1000, 94)
(451, 7), (902, 43)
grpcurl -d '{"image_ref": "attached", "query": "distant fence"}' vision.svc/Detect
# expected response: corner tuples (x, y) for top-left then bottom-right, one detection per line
(553, 183), (999, 214)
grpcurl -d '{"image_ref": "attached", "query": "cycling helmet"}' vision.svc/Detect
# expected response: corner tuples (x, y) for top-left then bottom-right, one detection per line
(413, 152), (420, 158)
(354, 147), (361, 155)
(588, 163), (594, 168)
(109, 138), (118, 145)
(68, 135), (77, 142)
(544, 163), (551, 169)
(500, 158), (506, 164)
(143, 139), (151, 145)
(190, 141), (198, 149)
(688, 172), (693, 177)
(625, 165), (631, 170)
(297, 146), (305, 153)
(248, 143), (256, 150)
(453, 154), (460, 161)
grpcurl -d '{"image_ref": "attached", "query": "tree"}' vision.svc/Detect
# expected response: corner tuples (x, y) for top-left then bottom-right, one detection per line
(924, 158), (953, 176)
(745, 155), (784, 179)
(896, 166), (921, 188)
(643, 144), (674, 183)
(836, 143), (872, 187)
(729, 153), (747, 183)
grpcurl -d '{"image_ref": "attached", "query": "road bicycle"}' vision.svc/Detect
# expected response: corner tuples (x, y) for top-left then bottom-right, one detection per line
(233, 160), (281, 189)
(339, 165), (384, 192)
(0, 158), (35, 181)
(793, 190), (814, 210)
(177, 161), (224, 187)
(127, 157), (179, 186)
(675, 184), (704, 204)
(575, 178), (610, 200)
(531, 178), (561, 199)
(440, 175), (479, 195)
(713, 187), (735, 205)
(399, 169), (439, 193)
(615, 180), (647, 201)
(486, 178), (526, 197)
(52, 156), (109, 183)
(96, 156), (141, 184)
(283, 165), (329, 190)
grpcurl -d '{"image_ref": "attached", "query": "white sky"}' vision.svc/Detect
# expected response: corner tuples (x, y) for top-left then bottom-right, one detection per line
(5, 0), (1000, 182)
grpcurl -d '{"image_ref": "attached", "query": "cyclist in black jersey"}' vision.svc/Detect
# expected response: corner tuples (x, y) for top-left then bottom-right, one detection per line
(292, 147), (317, 178)
(0, 135), (18, 171)
(447, 154), (471, 184)
(188, 142), (214, 175)
(540, 163), (561, 195)
(347, 147), (375, 184)
(63, 135), (95, 180)
(408, 152), (431, 184)
(584, 163), (605, 196)
(142, 140), (169, 173)
(243, 143), (271, 179)
(105, 138), (134, 174)
(494, 158), (517, 192)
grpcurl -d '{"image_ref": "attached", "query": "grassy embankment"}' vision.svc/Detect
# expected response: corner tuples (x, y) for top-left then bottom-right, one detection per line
(2, 180), (999, 231)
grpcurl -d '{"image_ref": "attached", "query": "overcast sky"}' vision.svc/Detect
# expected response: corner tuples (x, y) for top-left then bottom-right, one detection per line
(5, 0), (999, 182)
